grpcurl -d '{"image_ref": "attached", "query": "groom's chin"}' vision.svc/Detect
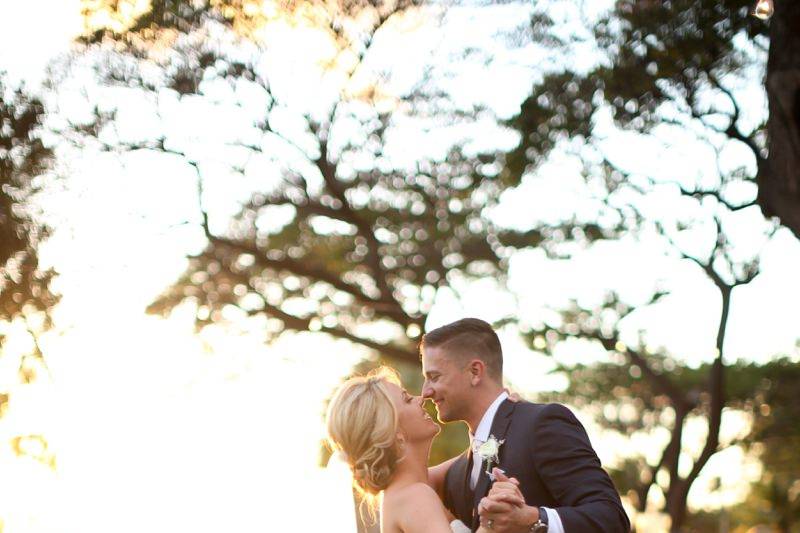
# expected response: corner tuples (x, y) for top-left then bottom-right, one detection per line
(434, 411), (452, 424)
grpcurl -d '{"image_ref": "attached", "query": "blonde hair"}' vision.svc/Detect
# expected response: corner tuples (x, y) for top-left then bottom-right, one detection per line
(326, 367), (402, 517)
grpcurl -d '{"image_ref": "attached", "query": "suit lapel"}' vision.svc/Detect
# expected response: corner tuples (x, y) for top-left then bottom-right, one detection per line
(446, 449), (474, 525)
(460, 449), (474, 523)
(471, 399), (516, 524)
(464, 447), (474, 502)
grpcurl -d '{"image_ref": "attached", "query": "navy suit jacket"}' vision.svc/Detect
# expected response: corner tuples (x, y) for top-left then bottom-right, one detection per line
(443, 400), (630, 532)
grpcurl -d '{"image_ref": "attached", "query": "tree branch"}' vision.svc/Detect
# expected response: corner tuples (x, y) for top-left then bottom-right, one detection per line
(246, 297), (418, 365)
(654, 218), (729, 292)
(677, 184), (757, 212)
(706, 72), (765, 165)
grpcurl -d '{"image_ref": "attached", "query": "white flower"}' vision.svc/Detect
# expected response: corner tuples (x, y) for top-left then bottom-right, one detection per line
(476, 435), (504, 477)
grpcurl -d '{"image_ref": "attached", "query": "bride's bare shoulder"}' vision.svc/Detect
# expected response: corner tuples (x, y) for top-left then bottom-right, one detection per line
(390, 481), (440, 502)
(383, 482), (452, 532)
(384, 481), (438, 509)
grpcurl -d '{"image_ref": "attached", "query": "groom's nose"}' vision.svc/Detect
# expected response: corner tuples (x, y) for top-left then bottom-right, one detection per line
(421, 382), (434, 398)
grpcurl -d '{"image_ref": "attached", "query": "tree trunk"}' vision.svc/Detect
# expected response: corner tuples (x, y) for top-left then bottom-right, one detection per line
(667, 287), (731, 532)
(667, 480), (690, 533)
(759, 0), (800, 240)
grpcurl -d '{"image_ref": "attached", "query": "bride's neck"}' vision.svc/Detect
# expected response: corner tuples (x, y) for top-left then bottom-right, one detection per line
(389, 439), (431, 488)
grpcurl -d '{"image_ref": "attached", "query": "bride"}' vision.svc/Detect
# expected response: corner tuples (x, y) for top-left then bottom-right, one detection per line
(325, 367), (521, 533)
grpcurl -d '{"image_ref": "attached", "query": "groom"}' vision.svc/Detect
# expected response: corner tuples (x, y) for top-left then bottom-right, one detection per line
(422, 318), (630, 533)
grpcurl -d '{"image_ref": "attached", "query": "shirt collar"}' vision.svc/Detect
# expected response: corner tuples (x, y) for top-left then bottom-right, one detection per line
(470, 391), (509, 443)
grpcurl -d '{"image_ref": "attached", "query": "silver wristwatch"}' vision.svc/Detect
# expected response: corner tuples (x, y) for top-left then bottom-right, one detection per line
(529, 507), (548, 532)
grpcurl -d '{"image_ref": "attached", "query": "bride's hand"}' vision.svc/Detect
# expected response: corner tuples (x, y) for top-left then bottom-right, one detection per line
(487, 468), (525, 507)
(504, 387), (522, 402)
(487, 482), (525, 507)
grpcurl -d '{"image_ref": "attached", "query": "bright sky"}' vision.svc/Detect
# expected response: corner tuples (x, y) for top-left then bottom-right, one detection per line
(1, 1), (798, 533)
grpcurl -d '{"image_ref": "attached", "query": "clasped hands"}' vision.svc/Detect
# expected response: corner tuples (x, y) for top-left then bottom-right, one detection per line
(477, 468), (539, 533)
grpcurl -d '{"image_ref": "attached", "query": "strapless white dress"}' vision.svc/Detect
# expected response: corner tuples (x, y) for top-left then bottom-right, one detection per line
(450, 520), (471, 533)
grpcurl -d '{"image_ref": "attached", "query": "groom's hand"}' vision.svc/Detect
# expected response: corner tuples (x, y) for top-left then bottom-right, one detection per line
(478, 498), (539, 533)
(478, 469), (538, 533)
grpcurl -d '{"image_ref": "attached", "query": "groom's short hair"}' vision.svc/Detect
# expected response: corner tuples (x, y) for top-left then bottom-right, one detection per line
(420, 318), (502, 381)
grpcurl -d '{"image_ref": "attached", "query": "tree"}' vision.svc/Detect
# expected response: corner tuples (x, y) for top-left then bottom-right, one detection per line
(0, 75), (58, 379)
(761, 0), (800, 240)
(734, 357), (800, 533)
(73, 0), (604, 365)
(0, 74), (59, 466)
(656, 357), (800, 532)
(540, 348), (800, 532)
(522, 217), (772, 531)
(509, 0), (800, 240)
(505, 1), (787, 530)
(1, 76), (57, 333)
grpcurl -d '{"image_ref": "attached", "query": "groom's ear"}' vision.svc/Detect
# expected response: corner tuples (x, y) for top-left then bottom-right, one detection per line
(467, 359), (486, 386)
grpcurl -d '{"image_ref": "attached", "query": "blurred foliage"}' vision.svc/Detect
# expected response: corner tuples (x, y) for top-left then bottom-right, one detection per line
(738, 357), (800, 533)
(509, 0), (800, 240)
(70, 3), (797, 529)
(506, 0), (774, 265)
(541, 354), (799, 442)
(530, 299), (800, 531)
(0, 75), (59, 377)
(508, 0), (767, 182)
(79, 0), (422, 45)
(507, 2), (791, 530)
(0, 73), (59, 470)
(0, 75), (58, 330)
(71, 0), (613, 366)
(684, 396), (800, 533)
(80, 0), (267, 43)
(10, 434), (57, 469)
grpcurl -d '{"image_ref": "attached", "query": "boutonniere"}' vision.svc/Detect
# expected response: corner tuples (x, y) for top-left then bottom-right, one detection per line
(476, 435), (504, 480)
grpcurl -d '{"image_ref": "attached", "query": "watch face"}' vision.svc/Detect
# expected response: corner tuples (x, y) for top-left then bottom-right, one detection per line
(533, 524), (548, 533)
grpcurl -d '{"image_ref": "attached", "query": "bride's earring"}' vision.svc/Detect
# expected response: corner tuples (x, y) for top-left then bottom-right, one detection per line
(396, 435), (406, 460)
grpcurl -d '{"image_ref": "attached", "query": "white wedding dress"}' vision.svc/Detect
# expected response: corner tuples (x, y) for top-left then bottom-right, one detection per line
(449, 520), (471, 533)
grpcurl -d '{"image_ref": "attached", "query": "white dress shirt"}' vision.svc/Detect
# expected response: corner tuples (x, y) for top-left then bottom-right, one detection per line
(469, 391), (509, 489)
(469, 391), (566, 533)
